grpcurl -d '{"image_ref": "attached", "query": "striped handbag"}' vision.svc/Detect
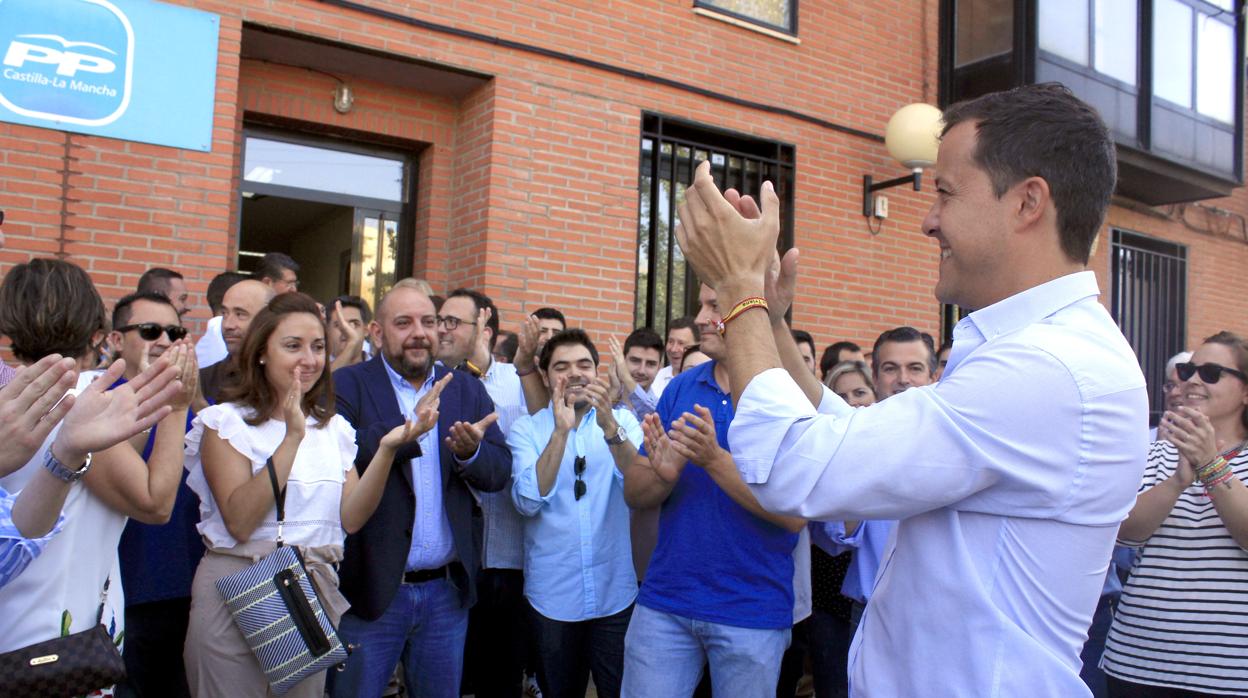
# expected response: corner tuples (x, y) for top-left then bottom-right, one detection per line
(214, 458), (348, 695)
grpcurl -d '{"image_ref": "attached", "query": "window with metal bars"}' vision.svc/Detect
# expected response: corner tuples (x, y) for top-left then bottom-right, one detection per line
(635, 114), (795, 337)
(1110, 228), (1188, 425)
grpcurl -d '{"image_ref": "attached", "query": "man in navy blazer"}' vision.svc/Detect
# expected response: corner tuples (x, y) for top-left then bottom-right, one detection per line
(331, 281), (511, 698)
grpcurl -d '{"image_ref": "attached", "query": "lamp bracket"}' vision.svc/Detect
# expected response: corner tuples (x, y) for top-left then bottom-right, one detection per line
(862, 169), (923, 217)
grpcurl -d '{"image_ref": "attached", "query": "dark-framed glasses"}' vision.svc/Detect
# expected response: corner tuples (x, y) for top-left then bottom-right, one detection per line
(436, 315), (472, 331)
(574, 456), (587, 501)
(1176, 361), (1248, 385)
(116, 323), (188, 342)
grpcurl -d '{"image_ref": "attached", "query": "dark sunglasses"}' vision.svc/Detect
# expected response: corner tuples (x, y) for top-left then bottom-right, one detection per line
(574, 456), (587, 501)
(1176, 361), (1247, 385)
(117, 322), (188, 342)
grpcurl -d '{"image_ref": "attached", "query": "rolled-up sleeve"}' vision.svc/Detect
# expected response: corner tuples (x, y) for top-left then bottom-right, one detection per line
(508, 415), (553, 517)
(729, 345), (1091, 522)
(0, 492), (63, 590)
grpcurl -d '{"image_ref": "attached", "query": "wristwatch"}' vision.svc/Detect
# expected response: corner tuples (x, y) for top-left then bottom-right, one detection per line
(43, 448), (92, 482)
(604, 427), (628, 446)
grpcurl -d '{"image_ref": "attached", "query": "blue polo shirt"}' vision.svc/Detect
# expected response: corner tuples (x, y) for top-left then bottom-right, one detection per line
(638, 361), (797, 629)
(113, 377), (204, 605)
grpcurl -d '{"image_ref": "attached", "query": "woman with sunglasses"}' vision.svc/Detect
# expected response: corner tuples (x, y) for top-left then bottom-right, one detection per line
(183, 293), (436, 698)
(1101, 331), (1248, 697)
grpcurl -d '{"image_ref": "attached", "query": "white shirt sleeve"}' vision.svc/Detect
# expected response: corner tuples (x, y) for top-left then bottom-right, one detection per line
(729, 342), (1087, 522)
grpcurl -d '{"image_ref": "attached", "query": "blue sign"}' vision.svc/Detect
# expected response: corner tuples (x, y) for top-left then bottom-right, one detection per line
(0, 0), (219, 151)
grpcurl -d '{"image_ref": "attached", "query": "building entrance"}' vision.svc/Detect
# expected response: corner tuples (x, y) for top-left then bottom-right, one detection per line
(238, 131), (409, 312)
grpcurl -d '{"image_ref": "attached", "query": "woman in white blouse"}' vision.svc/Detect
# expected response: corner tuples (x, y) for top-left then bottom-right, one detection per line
(1102, 331), (1248, 697)
(183, 293), (438, 698)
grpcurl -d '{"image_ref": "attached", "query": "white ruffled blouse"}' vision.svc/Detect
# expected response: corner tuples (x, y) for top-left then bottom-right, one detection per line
(185, 402), (358, 550)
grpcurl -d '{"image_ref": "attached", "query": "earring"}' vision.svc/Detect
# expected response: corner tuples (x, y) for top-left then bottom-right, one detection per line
(259, 359), (266, 365)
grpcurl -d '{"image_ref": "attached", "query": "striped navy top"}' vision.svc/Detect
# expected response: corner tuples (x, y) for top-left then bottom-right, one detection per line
(1101, 440), (1248, 695)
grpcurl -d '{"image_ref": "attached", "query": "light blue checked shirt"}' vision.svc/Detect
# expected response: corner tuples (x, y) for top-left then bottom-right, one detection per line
(0, 484), (64, 590)
(731, 272), (1149, 698)
(477, 359), (527, 570)
(509, 405), (641, 622)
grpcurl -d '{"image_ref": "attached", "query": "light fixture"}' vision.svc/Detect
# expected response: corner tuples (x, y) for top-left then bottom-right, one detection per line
(862, 103), (943, 217)
(333, 82), (354, 114)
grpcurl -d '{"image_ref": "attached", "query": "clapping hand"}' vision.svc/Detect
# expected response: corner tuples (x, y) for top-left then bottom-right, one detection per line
(54, 356), (181, 465)
(676, 160), (778, 292)
(282, 373), (306, 441)
(1162, 406), (1223, 486)
(641, 413), (685, 484)
(607, 336), (635, 400)
(446, 413), (500, 460)
(667, 404), (730, 473)
(551, 375), (576, 434)
(0, 355), (79, 475)
(516, 315), (541, 371)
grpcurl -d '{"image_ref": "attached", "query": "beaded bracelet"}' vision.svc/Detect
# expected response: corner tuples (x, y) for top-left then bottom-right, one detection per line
(715, 296), (768, 337)
(1205, 469), (1237, 492)
(1197, 456), (1229, 481)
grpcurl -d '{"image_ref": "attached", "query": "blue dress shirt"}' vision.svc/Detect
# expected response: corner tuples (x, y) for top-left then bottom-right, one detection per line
(509, 405), (641, 622)
(381, 358), (456, 571)
(0, 486), (63, 590)
(477, 359), (528, 570)
(811, 520), (896, 605)
(730, 272), (1149, 697)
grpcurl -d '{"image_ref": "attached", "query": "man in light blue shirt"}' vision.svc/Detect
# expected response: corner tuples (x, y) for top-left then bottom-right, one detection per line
(510, 329), (641, 698)
(674, 83), (1148, 697)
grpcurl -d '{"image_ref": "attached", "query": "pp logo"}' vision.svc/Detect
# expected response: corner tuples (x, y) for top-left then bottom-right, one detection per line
(0, 0), (134, 126)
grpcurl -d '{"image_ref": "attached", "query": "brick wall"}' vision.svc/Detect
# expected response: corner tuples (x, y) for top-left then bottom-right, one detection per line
(1, 0), (1244, 363)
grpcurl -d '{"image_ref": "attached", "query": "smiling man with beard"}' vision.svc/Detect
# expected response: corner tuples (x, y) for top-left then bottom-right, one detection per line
(330, 280), (512, 698)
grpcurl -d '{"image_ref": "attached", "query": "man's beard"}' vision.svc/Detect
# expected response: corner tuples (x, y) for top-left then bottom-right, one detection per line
(386, 343), (433, 381)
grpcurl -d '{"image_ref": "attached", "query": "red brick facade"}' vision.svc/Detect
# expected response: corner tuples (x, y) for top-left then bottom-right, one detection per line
(1, 0), (1244, 355)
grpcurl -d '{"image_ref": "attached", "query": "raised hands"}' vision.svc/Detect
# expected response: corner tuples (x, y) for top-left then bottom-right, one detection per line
(163, 342), (198, 410)
(0, 355), (80, 475)
(607, 336), (635, 399)
(1161, 406), (1222, 485)
(640, 413), (685, 484)
(473, 307), (493, 365)
(585, 376), (620, 433)
(675, 160), (779, 292)
(413, 373), (452, 438)
(667, 404), (730, 472)
(54, 355), (182, 465)
(282, 373), (307, 441)
(516, 315), (541, 371)
(551, 375), (576, 434)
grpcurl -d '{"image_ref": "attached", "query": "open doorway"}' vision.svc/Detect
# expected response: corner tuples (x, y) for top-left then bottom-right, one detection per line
(238, 130), (410, 312)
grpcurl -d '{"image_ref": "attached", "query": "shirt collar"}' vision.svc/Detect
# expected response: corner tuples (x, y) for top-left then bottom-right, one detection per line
(380, 354), (436, 393)
(961, 271), (1100, 342)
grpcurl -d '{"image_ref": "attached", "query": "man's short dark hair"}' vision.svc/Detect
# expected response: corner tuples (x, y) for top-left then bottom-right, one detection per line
(448, 288), (500, 343)
(941, 83), (1116, 265)
(531, 307), (566, 329)
(820, 341), (861, 378)
(624, 328), (664, 356)
(253, 252), (299, 282)
(538, 328), (599, 372)
(113, 291), (178, 331)
(137, 267), (183, 295)
(791, 329), (815, 357)
(667, 316), (700, 341)
(326, 294), (373, 325)
(872, 326), (937, 376)
(0, 258), (107, 362)
(206, 271), (248, 315)
(495, 331), (519, 363)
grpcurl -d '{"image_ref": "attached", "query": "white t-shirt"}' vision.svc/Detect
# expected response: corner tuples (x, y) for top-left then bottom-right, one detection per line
(185, 403), (358, 550)
(651, 365), (674, 399)
(0, 370), (127, 653)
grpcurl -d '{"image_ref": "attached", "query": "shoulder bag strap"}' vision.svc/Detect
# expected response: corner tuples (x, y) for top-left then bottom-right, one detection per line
(265, 456), (288, 547)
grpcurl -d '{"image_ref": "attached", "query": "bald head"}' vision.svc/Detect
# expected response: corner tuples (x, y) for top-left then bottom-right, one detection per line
(221, 279), (275, 355)
(372, 285), (438, 383)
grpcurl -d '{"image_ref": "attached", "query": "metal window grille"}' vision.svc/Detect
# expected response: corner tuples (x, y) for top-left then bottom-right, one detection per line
(635, 114), (795, 336)
(1111, 229), (1188, 425)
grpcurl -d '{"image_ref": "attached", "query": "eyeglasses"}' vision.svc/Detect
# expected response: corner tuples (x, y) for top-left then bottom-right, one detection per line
(1175, 361), (1248, 385)
(436, 315), (473, 331)
(574, 456), (587, 501)
(116, 323), (188, 342)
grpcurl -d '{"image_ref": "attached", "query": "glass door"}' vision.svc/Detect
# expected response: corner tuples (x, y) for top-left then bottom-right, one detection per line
(353, 209), (400, 312)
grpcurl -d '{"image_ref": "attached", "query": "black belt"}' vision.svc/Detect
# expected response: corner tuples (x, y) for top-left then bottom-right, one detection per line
(403, 564), (449, 584)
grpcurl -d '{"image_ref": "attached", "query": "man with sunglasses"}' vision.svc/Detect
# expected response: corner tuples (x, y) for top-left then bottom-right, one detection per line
(508, 329), (642, 698)
(106, 291), (204, 698)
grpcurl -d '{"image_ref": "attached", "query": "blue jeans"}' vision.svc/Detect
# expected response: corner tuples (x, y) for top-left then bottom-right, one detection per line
(1080, 594), (1117, 698)
(331, 578), (469, 698)
(621, 604), (789, 698)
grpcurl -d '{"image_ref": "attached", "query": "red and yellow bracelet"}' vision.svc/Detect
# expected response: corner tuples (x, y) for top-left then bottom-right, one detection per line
(715, 296), (768, 337)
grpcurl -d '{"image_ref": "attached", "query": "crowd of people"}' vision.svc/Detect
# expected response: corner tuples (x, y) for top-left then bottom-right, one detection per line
(0, 83), (1245, 698)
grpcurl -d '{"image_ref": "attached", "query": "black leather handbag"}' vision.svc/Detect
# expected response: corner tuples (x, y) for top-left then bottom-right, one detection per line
(0, 579), (126, 697)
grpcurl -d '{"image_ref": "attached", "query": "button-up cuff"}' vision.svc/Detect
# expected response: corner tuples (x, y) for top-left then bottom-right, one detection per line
(729, 368), (816, 484)
(454, 443), (481, 465)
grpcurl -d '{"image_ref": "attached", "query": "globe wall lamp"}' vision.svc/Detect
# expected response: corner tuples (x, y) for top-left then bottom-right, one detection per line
(862, 103), (943, 218)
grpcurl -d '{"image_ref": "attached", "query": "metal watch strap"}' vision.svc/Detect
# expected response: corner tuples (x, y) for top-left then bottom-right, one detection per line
(43, 448), (92, 482)
(604, 427), (627, 446)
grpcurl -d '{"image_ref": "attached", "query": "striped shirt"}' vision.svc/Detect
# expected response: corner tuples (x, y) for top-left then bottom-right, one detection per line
(0, 485), (65, 590)
(1102, 441), (1248, 695)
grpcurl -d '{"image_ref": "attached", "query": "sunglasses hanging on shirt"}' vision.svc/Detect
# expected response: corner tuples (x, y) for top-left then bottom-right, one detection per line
(574, 455), (587, 501)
